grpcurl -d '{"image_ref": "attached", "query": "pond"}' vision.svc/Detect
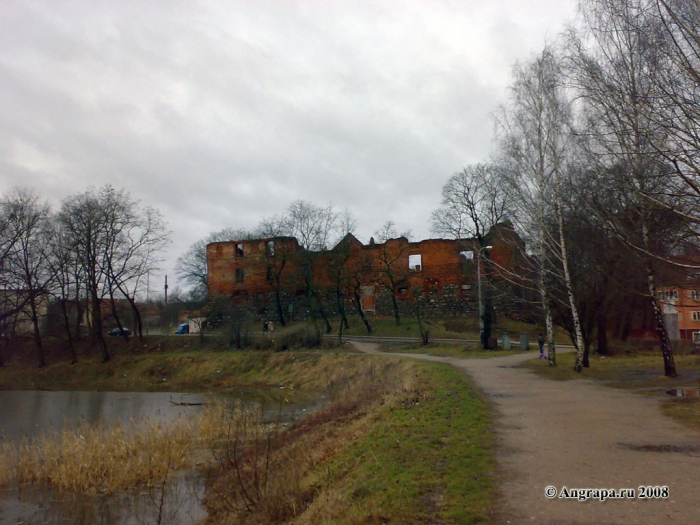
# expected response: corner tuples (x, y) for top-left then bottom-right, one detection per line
(0, 389), (323, 525)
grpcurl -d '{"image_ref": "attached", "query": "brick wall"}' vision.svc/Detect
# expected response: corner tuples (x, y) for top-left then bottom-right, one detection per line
(206, 223), (527, 321)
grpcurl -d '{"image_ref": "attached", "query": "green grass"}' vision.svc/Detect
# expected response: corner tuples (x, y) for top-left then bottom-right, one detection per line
(331, 315), (458, 339)
(379, 342), (528, 358)
(330, 314), (571, 345)
(329, 361), (496, 524)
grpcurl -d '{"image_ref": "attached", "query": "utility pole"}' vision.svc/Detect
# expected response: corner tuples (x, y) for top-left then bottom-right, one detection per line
(164, 275), (168, 306)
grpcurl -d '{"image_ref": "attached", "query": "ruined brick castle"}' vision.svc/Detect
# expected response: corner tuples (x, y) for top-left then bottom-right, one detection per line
(207, 222), (527, 322)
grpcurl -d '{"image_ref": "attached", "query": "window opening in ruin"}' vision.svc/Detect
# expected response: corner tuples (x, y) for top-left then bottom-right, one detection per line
(236, 244), (244, 257)
(408, 254), (422, 271)
(398, 286), (408, 295)
(266, 240), (275, 256)
(460, 251), (473, 275)
(235, 268), (244, 283)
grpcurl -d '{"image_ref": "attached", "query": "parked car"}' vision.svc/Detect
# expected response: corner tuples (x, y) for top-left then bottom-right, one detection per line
(175, 323), (189, 335)
(108, 327), (132, 336)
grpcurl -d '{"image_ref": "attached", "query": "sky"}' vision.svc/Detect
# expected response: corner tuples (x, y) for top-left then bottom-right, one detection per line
(0, 0), (578, 295)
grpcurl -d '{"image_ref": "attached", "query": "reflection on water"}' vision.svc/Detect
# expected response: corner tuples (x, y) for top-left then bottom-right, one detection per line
(0, 472), (206, 525)
(0, 389), (323, 525)
(0, 390), (210, 442)
(0, 475), (207, 525)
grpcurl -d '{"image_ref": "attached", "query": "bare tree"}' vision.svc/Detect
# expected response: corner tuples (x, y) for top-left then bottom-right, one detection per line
(431, 163), (511, 348)
(45, 220), (79, 363)
(102, 195), (170, 340)
(57, 186), (169, 359)
(259, 201), (340, 332)
(373, 221), (412, 326)
(1, 188), (53, 367)
(496, 47), (586, 368)
(568, 0), (685, 376)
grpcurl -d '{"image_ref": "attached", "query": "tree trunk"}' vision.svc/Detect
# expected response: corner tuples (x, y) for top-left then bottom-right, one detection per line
(126, 296), (143, 340)
(539, 234), (556, 366)
(351, 288), (372, 333)
(641, 218), (677, 377)
(556, 194), (585, 372)
(274, 286), (286, 327)
(91, 289), (110, 362)
(391, 290), (401, 326)
(596, 307), (609, 356)
(646, 262), (677, 377)
(60, 298), (78, 364)
(29, 296), (46, 368)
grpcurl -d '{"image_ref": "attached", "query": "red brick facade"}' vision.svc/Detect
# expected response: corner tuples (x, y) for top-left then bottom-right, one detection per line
(207, 223), (526, 320)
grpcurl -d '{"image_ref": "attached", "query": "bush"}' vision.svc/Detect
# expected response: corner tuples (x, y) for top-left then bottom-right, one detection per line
(272, 323), (322, 352)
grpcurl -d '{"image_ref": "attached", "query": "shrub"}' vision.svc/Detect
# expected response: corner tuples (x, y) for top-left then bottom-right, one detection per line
(272, 323), (322, 351)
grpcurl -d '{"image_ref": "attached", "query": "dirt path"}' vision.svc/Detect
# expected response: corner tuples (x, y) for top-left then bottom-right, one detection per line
(351, 342), (700, 525)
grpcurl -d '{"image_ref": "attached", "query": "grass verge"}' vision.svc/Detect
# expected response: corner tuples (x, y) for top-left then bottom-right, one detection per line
(379, 342), (527, 358)
(1, 350), (497, 524)
(204, 358), (496, 524)
(525, 351), (700, 430)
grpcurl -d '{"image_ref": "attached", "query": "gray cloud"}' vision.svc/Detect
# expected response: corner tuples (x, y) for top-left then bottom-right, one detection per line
(0, 0), (577, 290)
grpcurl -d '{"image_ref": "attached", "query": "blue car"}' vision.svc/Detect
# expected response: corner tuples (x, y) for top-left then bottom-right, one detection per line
(175, 323), (190, 335)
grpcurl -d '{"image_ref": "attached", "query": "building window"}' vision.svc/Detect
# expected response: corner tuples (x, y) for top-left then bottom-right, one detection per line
(408, 254), (422, 271)
(690, 290), (700, 301)
(692, 311), (700, 321)
(693, 332), (700, 343)
(235, 268), (244, 283)
(266, 240), (275, 256)
(236, 244), (244, 257)
(657, 290), (678, 301)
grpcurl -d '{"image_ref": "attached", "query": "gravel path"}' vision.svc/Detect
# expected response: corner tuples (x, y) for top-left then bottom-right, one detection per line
(351, 343), (700, 525)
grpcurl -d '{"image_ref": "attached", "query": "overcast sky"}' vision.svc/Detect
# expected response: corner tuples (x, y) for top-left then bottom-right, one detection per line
(0, 0), (578, 294)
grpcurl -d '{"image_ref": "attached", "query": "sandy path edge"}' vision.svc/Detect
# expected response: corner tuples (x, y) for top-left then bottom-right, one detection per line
(350, 342), (700, 525)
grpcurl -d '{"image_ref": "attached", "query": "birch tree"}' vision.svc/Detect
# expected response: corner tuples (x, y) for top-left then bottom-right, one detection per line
(568, 0), (683, 376)
(496, 47), (586, 369)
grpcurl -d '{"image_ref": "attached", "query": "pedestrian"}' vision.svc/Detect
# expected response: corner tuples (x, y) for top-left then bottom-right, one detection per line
(263, 321), (268, 335)
(538, 333), (546, 359)
(268, 320), (274, 335)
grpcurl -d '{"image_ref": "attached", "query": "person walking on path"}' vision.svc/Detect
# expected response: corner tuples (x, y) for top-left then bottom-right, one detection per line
(538, 333), (546, 359)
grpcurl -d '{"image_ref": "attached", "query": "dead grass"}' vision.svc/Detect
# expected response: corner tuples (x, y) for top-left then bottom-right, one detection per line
(0, 443), (11, 485)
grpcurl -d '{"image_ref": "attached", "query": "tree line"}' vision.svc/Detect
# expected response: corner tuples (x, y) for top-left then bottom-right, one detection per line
(0, 186), (169, 366)
(431, 0), (700, 377)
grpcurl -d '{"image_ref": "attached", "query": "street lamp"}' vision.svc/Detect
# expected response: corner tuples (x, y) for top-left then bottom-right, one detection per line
(477, 245), (492, 349)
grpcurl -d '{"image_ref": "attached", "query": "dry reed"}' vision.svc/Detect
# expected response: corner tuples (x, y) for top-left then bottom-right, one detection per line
(0, 401), (241, 495)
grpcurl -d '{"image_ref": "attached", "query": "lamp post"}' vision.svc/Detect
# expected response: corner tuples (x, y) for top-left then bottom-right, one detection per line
(477, 245), (492, 349)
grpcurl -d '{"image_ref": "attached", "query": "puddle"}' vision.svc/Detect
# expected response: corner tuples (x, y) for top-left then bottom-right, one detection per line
(664, 388), (700, 398)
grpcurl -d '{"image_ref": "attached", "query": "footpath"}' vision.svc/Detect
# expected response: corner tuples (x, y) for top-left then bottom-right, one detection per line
(351, 342), (700, 525)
